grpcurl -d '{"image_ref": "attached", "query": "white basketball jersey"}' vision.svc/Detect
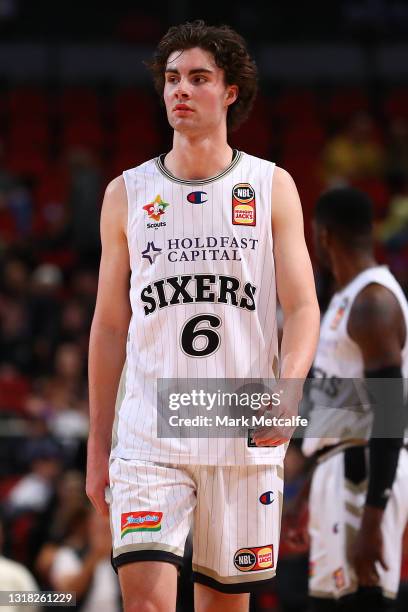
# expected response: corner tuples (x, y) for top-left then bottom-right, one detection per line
(111, 150), (285, 465)
(303, 265), (408, 456)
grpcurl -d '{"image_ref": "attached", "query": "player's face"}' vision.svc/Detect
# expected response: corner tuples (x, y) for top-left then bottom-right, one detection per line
(163, 47), (237, 135)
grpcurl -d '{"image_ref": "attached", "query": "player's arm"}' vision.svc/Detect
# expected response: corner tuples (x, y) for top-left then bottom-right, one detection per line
(86, 176), (131, 516)
(271, 167), (320, 379)
(253, 168), (319, 446)
(348, 283), (406, 585)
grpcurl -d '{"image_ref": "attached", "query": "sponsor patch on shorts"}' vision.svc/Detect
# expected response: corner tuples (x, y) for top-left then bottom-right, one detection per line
(233, 545), (274, 572)
(333, 567), (345, 589)
(120, 511), (163, 538)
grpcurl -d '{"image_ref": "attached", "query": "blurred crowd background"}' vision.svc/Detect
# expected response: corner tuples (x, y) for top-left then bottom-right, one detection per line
(1, 1), (408, 611)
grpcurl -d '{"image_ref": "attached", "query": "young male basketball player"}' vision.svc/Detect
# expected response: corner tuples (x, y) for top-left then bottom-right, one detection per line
(303, 188), (408, 611)
(86, 21), (319, 612)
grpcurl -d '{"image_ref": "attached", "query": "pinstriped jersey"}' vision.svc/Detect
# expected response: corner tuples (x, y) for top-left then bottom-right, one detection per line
(303, 266), (408, 456)
(111, 150), (284, 465)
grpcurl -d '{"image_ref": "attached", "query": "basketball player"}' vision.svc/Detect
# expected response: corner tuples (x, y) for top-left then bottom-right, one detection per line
(303, 187), (408, 611)
(86, 21), (319, 612)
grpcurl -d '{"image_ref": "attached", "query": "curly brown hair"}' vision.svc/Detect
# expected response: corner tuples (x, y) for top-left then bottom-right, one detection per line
(147, 20), (258, 132)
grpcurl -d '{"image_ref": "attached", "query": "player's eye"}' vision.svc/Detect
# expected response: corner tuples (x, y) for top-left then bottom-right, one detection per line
(192, 76), (207, 84)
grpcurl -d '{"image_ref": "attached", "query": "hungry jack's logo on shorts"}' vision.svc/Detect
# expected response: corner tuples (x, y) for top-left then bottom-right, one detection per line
(120, 511), (163, 539)
(233, 545), (274, 572)
(232, 183), (256, 226)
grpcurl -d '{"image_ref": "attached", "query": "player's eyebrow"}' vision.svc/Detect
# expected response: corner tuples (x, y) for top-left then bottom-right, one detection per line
(165, 68), (214, 76)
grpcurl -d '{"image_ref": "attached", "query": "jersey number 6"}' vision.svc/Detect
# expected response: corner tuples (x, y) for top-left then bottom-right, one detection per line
(180, 314), (222, 357)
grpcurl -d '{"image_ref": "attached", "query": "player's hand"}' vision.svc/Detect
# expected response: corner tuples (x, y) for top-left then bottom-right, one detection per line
(86, 441), (110, 517)
(352, 507), (388, 586)
(253, 379), (303, 447)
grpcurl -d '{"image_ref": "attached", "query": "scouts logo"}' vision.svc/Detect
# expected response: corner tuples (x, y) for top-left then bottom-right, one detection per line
(232, 183), (256, 226)
(120, 511), (163, 539)
(333, 567), (345, 590)
(143, 195), (169, 222)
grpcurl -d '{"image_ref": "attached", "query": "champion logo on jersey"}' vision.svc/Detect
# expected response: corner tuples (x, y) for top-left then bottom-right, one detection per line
(330, 298), (349, 330)
(259, 491), (274, 505)
(143, 195), (170, 222)
(187, 191), (207, 204)
(232, 183), (256, 226)
(120, 511), (163, 539)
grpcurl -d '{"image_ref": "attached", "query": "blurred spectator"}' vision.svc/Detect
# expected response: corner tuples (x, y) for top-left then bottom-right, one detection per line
(322, 112), (385, 184)
(5, 439), (62, 514)
(0, 513), (40, 612)
(28, 264), (63, 376)
(47, 506), (120, 611)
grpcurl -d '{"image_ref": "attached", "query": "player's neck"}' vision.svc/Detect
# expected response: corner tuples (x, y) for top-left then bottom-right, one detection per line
(332, 251), (377, 289)
(165, 132), (233, 181)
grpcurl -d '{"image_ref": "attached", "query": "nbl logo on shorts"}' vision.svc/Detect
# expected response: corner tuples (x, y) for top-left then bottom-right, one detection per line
(232, 183), (256, 226)
(233, 545), (274, 572)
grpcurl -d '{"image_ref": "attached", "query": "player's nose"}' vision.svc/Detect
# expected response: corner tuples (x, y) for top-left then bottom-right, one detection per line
(174, 78), (191, 99)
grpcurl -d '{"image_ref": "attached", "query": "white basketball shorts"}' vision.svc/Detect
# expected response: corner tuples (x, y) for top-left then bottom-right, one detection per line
(309, 447), (408, 600)
(107, 458), (284, 593)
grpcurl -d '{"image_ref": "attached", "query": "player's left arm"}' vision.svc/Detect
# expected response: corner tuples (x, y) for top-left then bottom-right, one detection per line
(272, 167), (320, 379)
(348, 283), (406, 586)
(253, 168), (320, 447)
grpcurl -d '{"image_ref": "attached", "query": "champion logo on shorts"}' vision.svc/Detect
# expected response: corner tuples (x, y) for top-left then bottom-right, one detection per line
(232, 183), (256, 226)
(120, 511), (163, 538)
(259, 491), (274, 505)
(233, 545), (274, 572)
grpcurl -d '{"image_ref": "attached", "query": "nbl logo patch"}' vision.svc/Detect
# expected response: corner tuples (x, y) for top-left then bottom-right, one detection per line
(120, 511), (162, 539)
(232, 183), (256, 226)
(233, 545), (274, 572)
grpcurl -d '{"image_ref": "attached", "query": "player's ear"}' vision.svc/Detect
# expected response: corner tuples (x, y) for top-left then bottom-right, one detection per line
(225, 85), (238, 107)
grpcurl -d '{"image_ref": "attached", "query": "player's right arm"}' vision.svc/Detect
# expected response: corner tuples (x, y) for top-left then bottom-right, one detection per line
(86, 176), (131, 516)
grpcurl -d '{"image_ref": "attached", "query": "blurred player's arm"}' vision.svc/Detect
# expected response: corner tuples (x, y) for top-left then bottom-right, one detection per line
(348, 283), (405, 585)
(272, 167), (320, 379)
(87, 176), (131, 516)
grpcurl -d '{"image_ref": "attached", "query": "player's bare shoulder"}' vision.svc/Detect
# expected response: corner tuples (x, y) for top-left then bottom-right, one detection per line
(101, 175), (128, 240)
(271, 166), (303, 227)
(348, 283), (406, 354)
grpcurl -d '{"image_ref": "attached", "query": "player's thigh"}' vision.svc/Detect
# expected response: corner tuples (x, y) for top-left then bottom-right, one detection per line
(109, 458), (196, 571)
(119, 561), (178, 612)
(194, 582), (250, 612)
(192, 464), (283, 594)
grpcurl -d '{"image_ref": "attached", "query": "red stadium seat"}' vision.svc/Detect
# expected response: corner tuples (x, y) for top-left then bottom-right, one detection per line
(113, 88), (159, 120)
(58, 88), (101, 119)
(7, 147), (49, 179)
(61, 119), (105, 150)
(8, 87), (49, 119)
(8, 119), (51, 149)
(326, 88), (370, 121)
(384, 88), (408, 120)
